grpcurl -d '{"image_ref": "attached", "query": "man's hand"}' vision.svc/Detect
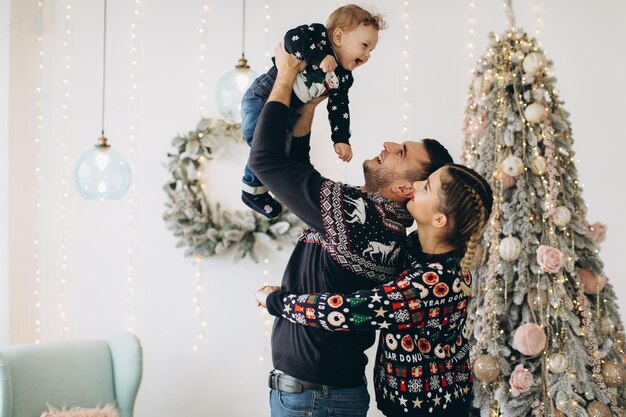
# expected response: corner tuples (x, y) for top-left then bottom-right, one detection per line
(319, 55), (338, 73)
(256, 285), (282, 308)
(274, 42), (306, 80)
(268, 42), (307, 107)
(334, 143), (353, 162)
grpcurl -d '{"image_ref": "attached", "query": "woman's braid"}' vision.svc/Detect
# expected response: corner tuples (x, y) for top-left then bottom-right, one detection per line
(439, 164), (493, 274)
(460, 182), (488, 274)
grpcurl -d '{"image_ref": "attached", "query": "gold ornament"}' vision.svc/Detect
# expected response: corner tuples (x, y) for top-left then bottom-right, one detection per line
(548, 352), (568, 374)
(586, 401), (611, 417)
(599, 316), (614, 336)
(528, 288), (548, 311)
(601, 360), (626, 387)
(473, 354), (501, 383)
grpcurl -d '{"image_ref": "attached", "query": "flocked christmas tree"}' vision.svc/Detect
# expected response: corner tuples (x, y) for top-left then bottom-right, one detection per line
(462, 5), (626, 417)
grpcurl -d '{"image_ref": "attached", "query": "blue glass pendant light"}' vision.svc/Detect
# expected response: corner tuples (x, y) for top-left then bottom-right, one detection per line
(75, 0), (131, 200)
(214, 0), (257, 121)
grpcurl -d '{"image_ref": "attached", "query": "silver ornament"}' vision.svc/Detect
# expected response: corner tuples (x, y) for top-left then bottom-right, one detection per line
(502, 155), (524, 177)
(499, 236), (522, 261)
(552, 206), (572, 227)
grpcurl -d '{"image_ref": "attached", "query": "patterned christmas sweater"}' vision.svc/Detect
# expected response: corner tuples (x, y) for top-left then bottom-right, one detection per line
(249, 102), (414, 387)
(282, 22), (354, 145)
(266, 233), (473, 416)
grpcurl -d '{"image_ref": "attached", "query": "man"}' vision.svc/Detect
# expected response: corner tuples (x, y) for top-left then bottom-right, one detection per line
(248, 43), (453, 417)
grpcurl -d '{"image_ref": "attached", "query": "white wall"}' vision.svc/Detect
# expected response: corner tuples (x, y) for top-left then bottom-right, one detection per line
(0, 0), (9, 346)
(6, 1), (626, 416)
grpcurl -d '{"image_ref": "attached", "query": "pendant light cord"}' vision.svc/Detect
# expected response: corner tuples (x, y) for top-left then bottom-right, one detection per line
(241, 0), (245, 58)
(101, 0), (107, 135)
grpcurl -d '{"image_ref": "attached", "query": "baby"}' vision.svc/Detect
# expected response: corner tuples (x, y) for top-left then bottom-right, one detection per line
(240, 4), (386, 218)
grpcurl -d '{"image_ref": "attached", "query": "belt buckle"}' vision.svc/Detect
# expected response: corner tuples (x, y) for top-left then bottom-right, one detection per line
(270, 372), (304, 393)
(268, 371), (279, 389)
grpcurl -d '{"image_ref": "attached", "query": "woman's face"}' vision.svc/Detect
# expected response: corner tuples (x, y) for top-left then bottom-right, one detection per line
(407, 166), (447, 225)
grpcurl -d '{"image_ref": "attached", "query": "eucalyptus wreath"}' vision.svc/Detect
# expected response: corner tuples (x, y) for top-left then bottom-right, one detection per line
(163, 118), (305, 261)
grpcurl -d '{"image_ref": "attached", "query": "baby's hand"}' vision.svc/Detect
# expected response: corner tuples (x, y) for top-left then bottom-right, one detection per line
(334, 143), (353, 162)
(320, 55), (338, 73)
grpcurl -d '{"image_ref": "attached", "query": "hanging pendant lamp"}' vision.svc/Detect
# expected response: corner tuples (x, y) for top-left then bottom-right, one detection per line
(214, 0), (258, 121)
(75, 0), (131, 200)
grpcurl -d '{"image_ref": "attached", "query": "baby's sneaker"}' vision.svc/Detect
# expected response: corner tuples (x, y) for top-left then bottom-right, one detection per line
(241, 190), (283, 219)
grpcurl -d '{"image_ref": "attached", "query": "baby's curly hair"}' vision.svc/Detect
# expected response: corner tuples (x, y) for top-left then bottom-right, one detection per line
(326, 4), (388, 34)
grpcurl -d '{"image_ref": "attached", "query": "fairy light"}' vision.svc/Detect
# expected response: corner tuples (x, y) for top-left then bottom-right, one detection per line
(32, 0), (44, 343)
(533, 0), (542, 40)
(190, 156), (210, 350)
(467, 0), (476, 74)
(192, 256), (207, 351)
(198, 0), (210, 116)
(259, 257), (272, 362)
(58, 0), (73, 339)
(127, 0), (142, 333)
(263, 0), (271, 70)
(401, 0), (410, 137)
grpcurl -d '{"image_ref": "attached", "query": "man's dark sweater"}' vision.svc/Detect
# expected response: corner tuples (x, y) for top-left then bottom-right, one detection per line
(249, 101), (413, 387)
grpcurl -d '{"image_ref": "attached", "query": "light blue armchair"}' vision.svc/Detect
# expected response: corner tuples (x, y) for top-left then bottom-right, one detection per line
(0, 333), (142, 417)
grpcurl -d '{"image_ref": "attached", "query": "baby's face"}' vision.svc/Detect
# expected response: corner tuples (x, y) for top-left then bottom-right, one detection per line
(334, 23), (379, 71)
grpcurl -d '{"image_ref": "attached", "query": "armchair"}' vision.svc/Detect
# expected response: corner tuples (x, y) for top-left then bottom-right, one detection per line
(0, 333), (142, 417)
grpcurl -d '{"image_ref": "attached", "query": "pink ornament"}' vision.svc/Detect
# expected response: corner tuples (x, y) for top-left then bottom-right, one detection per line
(513, 323), (547, 356)
(536, 245), (564, 274)
(588, 222), (607, 244)
(578, 268), (607, 295)
(498, 171), (517, 189)
(509, 364), (534, 396)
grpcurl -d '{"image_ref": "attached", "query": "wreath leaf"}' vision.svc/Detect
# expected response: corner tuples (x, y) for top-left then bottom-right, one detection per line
(163, 118), (305, 261)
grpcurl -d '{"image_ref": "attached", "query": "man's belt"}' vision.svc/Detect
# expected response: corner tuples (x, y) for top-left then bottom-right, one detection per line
(268, 371), (341, 393)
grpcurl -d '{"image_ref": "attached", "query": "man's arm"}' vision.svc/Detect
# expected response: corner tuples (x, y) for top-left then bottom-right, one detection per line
(293, 97), (323, 137)
(289, 97), (326, 167)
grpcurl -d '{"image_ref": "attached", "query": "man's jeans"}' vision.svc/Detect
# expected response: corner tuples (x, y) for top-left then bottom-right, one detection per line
(269, 384), (370, 417)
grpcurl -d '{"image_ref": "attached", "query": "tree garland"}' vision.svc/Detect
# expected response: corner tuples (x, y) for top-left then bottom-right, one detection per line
(163, 118), (305, 262)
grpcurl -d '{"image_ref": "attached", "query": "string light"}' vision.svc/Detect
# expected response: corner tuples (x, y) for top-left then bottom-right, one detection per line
(32, 0), (44, 343)
(467, 0), (476, 74)
(127, 0), (142, 334)
(198, 0), (211, 116)
(401, 0), (410, 138)
(58, 0), (73, 339)
(259, 257), (272, 362)
(192, 256), (207, 351)
(263, 0), (271, 71)
(533, 0), (542, 40)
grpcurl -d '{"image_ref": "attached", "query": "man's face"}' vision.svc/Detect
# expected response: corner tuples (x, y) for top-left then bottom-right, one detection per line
(363, 141), (430, 192)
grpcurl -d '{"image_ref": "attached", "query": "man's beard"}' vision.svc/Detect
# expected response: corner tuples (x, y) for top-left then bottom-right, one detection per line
(363, 162), (397, 192)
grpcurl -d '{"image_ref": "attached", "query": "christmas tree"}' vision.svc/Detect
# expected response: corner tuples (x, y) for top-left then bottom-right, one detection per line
(462, 19), (626, 417)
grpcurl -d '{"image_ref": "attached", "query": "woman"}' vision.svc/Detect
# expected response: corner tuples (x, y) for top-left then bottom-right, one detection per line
(257, 163), (493, 417)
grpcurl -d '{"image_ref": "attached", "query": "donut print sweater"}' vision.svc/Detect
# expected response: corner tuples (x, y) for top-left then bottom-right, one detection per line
(266, 233), (473, 416)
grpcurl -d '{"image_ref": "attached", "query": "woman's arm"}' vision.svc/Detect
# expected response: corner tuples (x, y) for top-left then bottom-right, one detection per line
(257, 264), (470, 333)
